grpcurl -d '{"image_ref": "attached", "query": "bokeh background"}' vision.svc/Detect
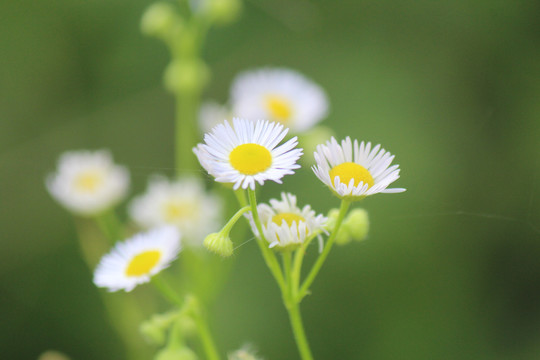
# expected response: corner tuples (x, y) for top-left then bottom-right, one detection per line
(1, 0), (540, 359)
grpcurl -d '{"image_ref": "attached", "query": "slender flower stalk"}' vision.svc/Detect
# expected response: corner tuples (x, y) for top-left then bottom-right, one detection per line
(247, 189), (286, 291)
(247, 189), (333, 360)
(95, 209), (124, 243)
(298, 199), (350, 301)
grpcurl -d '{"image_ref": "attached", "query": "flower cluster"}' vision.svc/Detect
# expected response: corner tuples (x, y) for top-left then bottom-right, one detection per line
(46, 57), (405, 359)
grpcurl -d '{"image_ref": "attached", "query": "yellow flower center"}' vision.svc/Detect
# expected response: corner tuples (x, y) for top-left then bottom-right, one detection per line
(329, 162), (374, 188)
(163, 202), (191, 222)
(272, 212), (306, 227)
(229, 143), (272, 175)
(272, 212), (308, 243)
(265, 95), (292, 122)
(74, 171), (103, 192)
(125, 250), (161, 277)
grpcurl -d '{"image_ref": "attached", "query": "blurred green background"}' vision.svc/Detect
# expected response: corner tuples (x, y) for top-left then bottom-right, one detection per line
(1, 0), (540, 359)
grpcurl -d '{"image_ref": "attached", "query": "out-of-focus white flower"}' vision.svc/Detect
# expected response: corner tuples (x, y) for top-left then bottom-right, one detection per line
(46, 150), (129, 216)
(94, 226), (181, 292)
(129, 176), (222, 245)
(193, 118), (302, 190)
(230, 68), (328, 133)
(247, 192), (326, 250)
(312, 137), (405, 200)
(198, 100), (231, 134)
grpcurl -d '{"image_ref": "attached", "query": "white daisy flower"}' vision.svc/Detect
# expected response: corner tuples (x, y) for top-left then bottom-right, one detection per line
(198, 100), (231, 134)
(129, 175), (222, 245)
(247, 192), (327, 250)
(46, 150), (129, 216)
(93, 226), (181, 292)
(230, 68), (329, 133)
(312, 137), (405, 200)
(193, 118), (303, 190)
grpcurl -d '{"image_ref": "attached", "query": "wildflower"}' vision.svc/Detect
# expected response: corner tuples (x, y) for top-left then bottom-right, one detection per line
(129, 176), (221, 245)
(193, 118), (302, 190)
(94, 226), (181, 292)
(313, 137), (405, 200)
(247, 193), (326, 250)
(46, 150), (129, 216)
(230, 68), (328, 133)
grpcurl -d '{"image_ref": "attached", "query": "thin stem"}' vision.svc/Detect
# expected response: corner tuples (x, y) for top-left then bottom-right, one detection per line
(175, 91), (199, 175)
(191, 297), (221, 360)
(298, 199), (351, 301)
(221, 205), (251, 234)
(152, 275), (183, 307)
(95, 209), (123, 243)
(282, 251), (294, 302)
(247, 188), (286, 292)
(291, 247), (305, 298)
(286, 303), (314, 360)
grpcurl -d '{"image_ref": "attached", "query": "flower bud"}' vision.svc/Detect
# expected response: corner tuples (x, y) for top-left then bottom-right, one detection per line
(334, 226), (352, 245)
(140, 311), (178, 345)
(163, 59), (210, 94)
(325, 208), (339, 231)
(141, 3), (181, 39)
(208, 0), (242, 25)
(345, 208), (369, 242)
(204, 232), (233, 257)
(155, 347), (198, 360)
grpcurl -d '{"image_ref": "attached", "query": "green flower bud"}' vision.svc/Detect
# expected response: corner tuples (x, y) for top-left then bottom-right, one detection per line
(208, 0), (242, 25)
(177, 313), (197, 337)
(334, 226), (352, 245)
(345, 208), (369, 242)
(141, 3), (181, 39)
(204, 232), (233, 257)
(163, 59), (210, 94)
(325, 208), (339, 231)
(155, 347), (198, 360)
(140, 311), (179, 345)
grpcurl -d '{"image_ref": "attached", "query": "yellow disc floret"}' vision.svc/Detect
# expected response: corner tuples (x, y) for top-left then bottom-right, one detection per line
(265, 95), (292, 122)
(329, 162), (374, 188)
(272, 212), (306, 227)
(229, 143), (272, 175)
(74, 171), (103, 192)
(162, 201), (191, 222)
(125, 250), (161, 277)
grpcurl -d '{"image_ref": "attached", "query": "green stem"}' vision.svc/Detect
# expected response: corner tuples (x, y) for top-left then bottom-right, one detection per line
(175, 91), (199, 176)
(221, 205), (251, 234)
(298, 199), (351, 301)
(247, 188), (286, 292)
(152, 275), (183, 307)
(95, 209), (123, 243)
(284, 250), (313, 360)
(191, 297), (221, 360)
(286, 303), (314, 360)
(282, 251), (294, 301)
